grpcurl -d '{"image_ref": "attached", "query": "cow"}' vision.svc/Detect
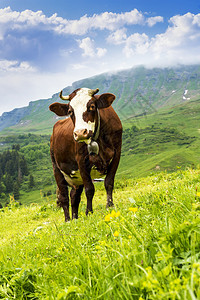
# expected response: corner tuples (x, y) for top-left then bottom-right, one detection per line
(49, 87), (122, 221)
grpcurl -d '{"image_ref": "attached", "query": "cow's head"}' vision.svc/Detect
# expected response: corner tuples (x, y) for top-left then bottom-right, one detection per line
(49, 88), (115, 144)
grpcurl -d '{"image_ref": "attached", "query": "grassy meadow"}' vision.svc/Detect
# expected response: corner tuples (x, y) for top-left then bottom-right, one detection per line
(0, 168), (200, 299)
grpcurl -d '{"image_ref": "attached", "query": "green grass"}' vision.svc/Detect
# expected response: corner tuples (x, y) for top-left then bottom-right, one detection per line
(0, 168), (200, 299)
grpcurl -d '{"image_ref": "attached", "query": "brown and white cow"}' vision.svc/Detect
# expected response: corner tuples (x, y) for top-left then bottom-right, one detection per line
(49, 87), (122, 221)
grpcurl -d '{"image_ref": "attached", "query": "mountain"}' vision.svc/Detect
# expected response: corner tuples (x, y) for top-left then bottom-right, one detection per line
(1, 65), (200, 134)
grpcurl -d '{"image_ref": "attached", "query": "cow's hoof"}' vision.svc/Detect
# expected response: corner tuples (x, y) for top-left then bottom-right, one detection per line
(86, 209), (93, 216)
(106, 201), (114, 208)
(72, 213), (78, 220)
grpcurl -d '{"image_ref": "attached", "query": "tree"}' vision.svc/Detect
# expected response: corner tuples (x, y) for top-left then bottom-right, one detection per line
(13, 181), (20, 200)
(0, 146), (29, 198)
(4, 174), (14, 193)
(28, 174), (35, 189)
(12, 144), (20, 151)
(20, 157), (29, 176)
(0, 182), (6, 194)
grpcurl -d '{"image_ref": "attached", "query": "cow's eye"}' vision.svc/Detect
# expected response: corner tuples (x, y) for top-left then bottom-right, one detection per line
(68, 109), (73, 116)
(89, 104), (96, 111)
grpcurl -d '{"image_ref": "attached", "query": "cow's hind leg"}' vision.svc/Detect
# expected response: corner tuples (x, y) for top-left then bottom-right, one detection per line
(51, 154), (70, 221)
(54, 168), (70, 221)
(70, 185), (84, 219)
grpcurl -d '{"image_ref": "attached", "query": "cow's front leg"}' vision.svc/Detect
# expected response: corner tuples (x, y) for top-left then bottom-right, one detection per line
(105, 150), (121, 208)
(70, 185), (84, 219)
(85, 181), (95, 215)
(105, 175), (114, 208)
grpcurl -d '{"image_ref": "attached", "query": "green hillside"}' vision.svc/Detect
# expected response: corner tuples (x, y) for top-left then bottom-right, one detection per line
(120, 98), (200, 178)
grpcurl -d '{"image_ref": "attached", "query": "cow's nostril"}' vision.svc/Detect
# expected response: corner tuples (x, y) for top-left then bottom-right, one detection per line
(83, 129), (88, 136)
(74, 132), (78, 139)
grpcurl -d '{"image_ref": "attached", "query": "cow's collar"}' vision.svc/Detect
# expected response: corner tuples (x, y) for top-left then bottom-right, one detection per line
(93, 108), (100, 141)
(87, 109), (100, 155)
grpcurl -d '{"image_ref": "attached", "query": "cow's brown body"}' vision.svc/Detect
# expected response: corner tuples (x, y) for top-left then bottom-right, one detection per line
(50, 88), (122, 221)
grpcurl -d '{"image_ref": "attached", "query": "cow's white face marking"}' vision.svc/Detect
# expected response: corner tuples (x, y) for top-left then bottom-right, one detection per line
(70, 88), (96, 143)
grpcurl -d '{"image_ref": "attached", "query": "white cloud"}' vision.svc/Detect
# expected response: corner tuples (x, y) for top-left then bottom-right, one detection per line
(90, 9), (144, 31)
(116, 12), (200, 67)
(56, 9), (144, 35)
(151, 13), (200, 54)
(0, 7), (153, 38)
(78, 37), (107, 57)
(96, 47), (107, 57)
(72, 63), (87, 70)
(79, 37), (95, 57)
(123, 33), (149, 57)
(107, 28), (127, 45)
(0, 59), (36, 72)
(146, 16), (164, 27)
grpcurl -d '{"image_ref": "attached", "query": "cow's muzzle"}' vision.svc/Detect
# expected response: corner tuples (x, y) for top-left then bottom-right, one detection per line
(73, 129), (92, 142)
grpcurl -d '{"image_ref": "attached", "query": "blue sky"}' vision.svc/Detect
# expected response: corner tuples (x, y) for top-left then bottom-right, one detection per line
(0, 0), (200, 115)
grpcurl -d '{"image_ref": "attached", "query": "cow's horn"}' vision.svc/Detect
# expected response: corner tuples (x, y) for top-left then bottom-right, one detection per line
(59, 90), (70, 101)
(88, 88), (99, 96)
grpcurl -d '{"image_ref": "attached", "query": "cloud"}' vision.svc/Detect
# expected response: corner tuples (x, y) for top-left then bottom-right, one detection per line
(0, 8), (200, 67)
(112, 12), (200, 67)
(107, 28), (127, 45)
(123, 33), (150, 57)
(0, 6), (157, 39)
(96, 47), (107, 57)
(50, 9), (145, 35)
(146, 16), (164, 27)
(0, 59), (36, 72)
(78, 37), (107, 57)
(88, 9), (144, 31)
(78, 37), (95, 57)
(150, 12), (200, 61)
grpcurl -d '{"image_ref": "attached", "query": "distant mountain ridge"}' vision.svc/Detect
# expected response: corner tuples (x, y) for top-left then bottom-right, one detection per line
(1, 65), (200, 134)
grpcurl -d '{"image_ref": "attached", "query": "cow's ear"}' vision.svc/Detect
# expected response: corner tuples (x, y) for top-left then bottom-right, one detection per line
(96, 93), (115, 109)
(49, 102), (69, 116)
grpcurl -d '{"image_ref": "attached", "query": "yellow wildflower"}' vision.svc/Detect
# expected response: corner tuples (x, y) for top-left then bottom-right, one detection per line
(104, 210), (120, 221)
(110, 210), (116, 218)
(113, 231), (119, 237)
(115, 211), (120, 217)
(129, 207), (138, 213)
(196, 192), (200, 197)
(128, 235), (132, 239)
(104, 214), (111, 222)
(193, 263), (200, 268)
(95, 245), (101, 250)
(99, 240), (106, 246)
